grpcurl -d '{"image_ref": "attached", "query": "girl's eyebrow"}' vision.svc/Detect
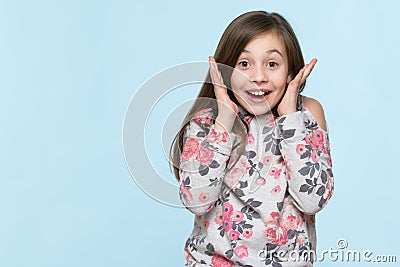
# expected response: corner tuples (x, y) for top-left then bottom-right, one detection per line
(241, 49), (283, 58)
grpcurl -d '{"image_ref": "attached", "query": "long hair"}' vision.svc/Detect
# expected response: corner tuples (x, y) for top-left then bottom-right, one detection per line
(170, 11), (306, 181)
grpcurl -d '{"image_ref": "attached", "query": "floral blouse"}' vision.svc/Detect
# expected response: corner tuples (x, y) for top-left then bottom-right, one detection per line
(178, 94), (334, 267)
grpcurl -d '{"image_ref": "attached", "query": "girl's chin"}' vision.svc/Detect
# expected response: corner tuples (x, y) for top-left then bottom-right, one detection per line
(241, 99), (278, 116)
(241, 105), (271, 116)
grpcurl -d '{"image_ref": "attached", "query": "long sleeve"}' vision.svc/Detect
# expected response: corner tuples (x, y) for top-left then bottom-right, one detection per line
(178, 108), (236, 215)
(276, 110), (334, 215)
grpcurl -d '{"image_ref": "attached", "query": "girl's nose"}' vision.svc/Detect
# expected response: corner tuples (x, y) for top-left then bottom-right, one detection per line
(250, 64), (268, 84)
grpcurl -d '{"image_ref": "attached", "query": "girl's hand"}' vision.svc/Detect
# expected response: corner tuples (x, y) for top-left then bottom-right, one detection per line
(277, 58), (317, 116)
(209, 56), (238, 132)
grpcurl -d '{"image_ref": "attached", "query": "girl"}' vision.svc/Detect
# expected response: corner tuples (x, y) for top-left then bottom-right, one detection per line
(170, 10), (334, 267)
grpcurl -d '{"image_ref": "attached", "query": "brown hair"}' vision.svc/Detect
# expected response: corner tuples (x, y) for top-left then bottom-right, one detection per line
(170, 10), (306, 181)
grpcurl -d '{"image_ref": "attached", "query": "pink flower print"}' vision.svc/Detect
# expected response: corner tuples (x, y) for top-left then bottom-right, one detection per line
(198, 192), (210, 203)
(256, 177), (266, 186)
(264, 212), (288, 245)
(316, 143), (327, 154)
(197, 146), (214, 165)
(232, 211), (244, 222)
(247, 133), (255, 144)
(220, 131), (230, 143)
(277, 227), (288, 245)
(312, 130), (324, 145)
(305, 135), (316, 149)
(204, 220), (210, 229)
(208, 127), (229, 144)
(282, 212), (303, 231)
(225, 167), (244, 187)
(223, 218), (233, 231)
(264, 212), (279, 243)
(269, 167), (277, 177)
(211, 254), (234, 267)
(296, 233), (306, 245)
(269, 167), (282, 179)
(243, 159), (251, 173)
(234, 245), (249, 259)
(264, 225), (278, 244)
(226, 168), (241, 179)
(327, 156), (332, 167)
(270, 185), (281, 195)
(265, 113), (276, 127)
(222, 202), (233, 218)
(311, 150), (319, 163)
(270, 211), (279, 220)
(180, 184), (192, 204)
(194, 109), (213, 125)
(229, 230), (240, 240)
(281, 153), (288, 165)
(296, 144), (306, 156)
(214, 211), (223, 226)
(181, 138), (199, 161)
(184, 247), (191, 261)
(281, 200), (305, 232)
(323, 175), (334, 200)
(326, 137), (330, 148)
(242, 227), (253, 238)
(262, 155), (272, 166)
(274, 168), (282, 179)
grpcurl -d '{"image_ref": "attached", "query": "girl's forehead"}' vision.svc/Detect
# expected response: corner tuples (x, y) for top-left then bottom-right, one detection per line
(249, 32), (284, 46)
(242, 32), (287, 56)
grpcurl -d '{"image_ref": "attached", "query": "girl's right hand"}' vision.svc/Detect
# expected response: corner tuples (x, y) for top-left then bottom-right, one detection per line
(208, 56), (238, 132)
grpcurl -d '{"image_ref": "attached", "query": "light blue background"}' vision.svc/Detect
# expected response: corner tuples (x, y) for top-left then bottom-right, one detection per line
(1, 0), (399, 266)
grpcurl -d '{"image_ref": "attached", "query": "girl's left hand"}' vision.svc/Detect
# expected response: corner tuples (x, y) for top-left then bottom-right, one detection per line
(277, 58), (317, 116)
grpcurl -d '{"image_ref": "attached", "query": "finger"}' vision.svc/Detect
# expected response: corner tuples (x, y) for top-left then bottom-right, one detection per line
(212, 57), (225, 81)
(208, 56), (227, 98)
(302, 58), (317, 79)
(208, 57), (224, 90)
(287, 67), (305, 93)
(300, 58), (317, 84)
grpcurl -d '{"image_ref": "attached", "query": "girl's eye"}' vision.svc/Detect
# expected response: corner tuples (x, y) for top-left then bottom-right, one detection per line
(267, 61), (278, 68)
(238, 61), (250, 68)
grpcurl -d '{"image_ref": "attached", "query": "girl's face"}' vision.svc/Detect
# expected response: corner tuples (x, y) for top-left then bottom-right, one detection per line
(230, 32), (291, 116)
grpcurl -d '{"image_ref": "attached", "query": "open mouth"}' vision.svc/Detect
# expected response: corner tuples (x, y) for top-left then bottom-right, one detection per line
(246, 91), (270, 97)
(245, 90), (271, 103)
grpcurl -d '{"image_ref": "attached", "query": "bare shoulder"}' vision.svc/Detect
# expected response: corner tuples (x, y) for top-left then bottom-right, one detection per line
(302, 96), (328, 132)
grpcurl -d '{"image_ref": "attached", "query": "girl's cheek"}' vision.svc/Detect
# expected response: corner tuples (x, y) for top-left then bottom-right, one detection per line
(231, 69), (250, 91)
(272, 71), (290, 91)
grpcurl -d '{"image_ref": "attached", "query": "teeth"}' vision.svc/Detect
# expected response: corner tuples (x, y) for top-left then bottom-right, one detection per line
(249, 91), (268, 96)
